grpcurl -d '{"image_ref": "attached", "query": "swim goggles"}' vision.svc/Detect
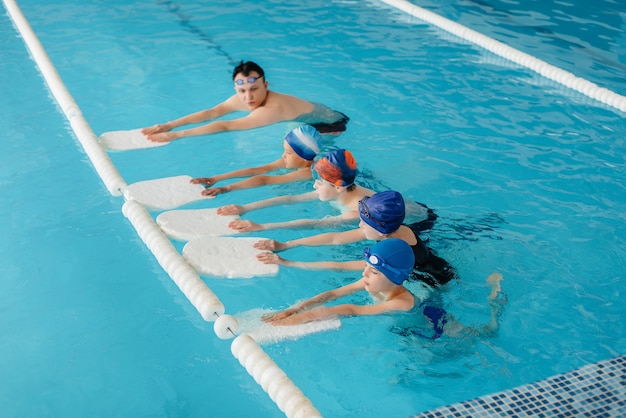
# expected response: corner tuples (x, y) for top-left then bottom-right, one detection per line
(312, 166), (337, 187)
(234, 76), (263, 85)
(358, 196), (386, 228)
(363, 247), (403, 277)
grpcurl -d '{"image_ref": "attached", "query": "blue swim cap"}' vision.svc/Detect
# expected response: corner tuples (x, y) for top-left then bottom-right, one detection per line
(313, 149), (357, 187)
(363, 238), (415, 285)
(358, 191), (406, 234)
(284, 125), (322, 161)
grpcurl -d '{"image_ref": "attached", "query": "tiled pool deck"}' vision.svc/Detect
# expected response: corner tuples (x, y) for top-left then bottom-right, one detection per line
(413, 355), (626, 417)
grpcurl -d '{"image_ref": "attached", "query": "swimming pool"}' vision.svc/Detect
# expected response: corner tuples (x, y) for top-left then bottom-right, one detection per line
(1, 0), (625, 416)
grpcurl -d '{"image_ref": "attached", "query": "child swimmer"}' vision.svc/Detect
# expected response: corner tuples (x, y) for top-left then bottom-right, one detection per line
(264, 239), (506, 340)
(218, 149), (375, 232)
(190, 125), (322, 197)
(256, 190), (456, 287)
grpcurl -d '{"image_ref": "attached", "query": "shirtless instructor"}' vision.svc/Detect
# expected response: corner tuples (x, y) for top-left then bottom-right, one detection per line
(142, 61), (349, 142)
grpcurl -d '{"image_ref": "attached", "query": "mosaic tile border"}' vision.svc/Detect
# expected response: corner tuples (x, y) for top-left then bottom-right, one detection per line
(412, 355), (626, 418)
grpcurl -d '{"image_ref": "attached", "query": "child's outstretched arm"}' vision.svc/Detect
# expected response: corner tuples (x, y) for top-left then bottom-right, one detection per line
(256, 253), (365, 271)
(217, 191), (319, 216)
(201, 168), (312, 197)
(254, 228), (366, 252)
(264, 280), (414, 326)
(190, 159), (284, 188)
(228, 214), (356, 233)
(263, 280), (364, 324)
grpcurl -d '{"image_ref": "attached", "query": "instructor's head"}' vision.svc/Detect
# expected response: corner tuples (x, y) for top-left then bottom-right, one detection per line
(233, 60), (268, 110)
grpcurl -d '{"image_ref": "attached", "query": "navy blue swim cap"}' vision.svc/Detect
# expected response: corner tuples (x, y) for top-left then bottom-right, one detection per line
(363, 238), (415, 285)
(358, 190), (406, 234)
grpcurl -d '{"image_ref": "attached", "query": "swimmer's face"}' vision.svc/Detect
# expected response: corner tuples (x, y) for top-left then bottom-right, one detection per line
(359, 219), (384, 240)
(282, 141), (307, 169)
(362, 264), (392, 293)
(233, 71), (268, 110)
(313, 176), (340, 201)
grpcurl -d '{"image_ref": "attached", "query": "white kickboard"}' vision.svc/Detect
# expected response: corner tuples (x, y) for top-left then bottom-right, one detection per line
(235, 308), (341, 345)
(99, 129), (169, 151)
(182, 236), (279, 278)
(124, 175), (212, 211)
(156, 208), (239, 241)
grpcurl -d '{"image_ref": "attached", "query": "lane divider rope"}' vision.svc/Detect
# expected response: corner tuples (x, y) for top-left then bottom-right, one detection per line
(379, 0), (626, 113)
(3, 1), (321, 416)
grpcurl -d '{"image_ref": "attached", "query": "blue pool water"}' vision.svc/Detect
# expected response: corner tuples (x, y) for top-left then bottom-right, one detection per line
(1, 0), (625, 417)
